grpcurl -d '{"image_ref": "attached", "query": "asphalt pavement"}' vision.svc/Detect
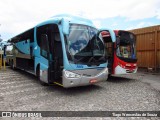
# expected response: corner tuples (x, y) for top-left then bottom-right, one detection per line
(0, 67), (159, 119)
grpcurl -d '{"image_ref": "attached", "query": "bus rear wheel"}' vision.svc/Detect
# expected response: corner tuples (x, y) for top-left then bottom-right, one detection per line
(11, 60), (16, 70)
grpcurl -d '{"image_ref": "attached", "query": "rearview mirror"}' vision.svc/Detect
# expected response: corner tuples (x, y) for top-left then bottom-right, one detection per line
(99, 29), (116, 43)
(61, 18), (69, 35)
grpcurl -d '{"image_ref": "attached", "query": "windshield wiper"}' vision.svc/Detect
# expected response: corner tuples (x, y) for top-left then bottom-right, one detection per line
(87, 56), (100, 66)
(74, 56), (86, 64)
(98, 56), (106, 62)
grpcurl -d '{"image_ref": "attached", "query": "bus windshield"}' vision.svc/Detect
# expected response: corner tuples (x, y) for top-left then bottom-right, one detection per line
(66, 24), (106, 65)
(116, 31), (136, 59)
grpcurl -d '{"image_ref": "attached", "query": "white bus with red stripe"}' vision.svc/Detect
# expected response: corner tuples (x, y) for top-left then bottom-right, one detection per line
(101, 30), (137, 75)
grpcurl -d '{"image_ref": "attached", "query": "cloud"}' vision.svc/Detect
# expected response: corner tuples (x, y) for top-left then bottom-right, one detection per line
(0, 0), (160, 40)
(126, 22), (153, 30)
(121, 0), (160, 20)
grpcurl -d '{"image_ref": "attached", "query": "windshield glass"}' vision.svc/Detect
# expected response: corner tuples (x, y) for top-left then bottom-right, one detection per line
(66, 24), (106, 65)
(116, 31), (136, 59)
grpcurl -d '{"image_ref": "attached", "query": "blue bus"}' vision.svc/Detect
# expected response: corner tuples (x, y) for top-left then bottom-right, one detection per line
(7, 14), (115, 88)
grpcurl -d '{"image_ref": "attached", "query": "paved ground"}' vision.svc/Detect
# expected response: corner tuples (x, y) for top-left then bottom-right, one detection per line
(0, 67), (160, 119)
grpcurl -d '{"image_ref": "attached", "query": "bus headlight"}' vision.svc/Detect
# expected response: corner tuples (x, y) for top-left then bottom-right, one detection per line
(65, 70), (81, 78)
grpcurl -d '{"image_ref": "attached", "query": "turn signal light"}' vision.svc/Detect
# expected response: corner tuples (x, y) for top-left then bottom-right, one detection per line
(133, 64), (137, 66)
(89, 79), (97, 84)
(126, 64), (131, 67)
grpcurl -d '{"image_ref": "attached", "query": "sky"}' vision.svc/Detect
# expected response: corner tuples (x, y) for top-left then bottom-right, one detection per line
(0, 0), (160, 41)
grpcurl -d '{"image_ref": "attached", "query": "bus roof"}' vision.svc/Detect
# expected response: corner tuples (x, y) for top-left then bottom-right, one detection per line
(113, 30), (135, 36)
(36, 14), (95, 27)
(8, 14), (96, 43)
(8, 28), (34, 43)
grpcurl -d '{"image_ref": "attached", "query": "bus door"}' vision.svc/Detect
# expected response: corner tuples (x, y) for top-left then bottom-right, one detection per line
(37, 24), (63, 84)
(100, 30), (116, 74)
(49, 30), (63, 84)
(42, 24), (63, 85)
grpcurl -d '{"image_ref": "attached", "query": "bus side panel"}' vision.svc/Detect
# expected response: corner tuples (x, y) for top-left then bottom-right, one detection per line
(15, 40), (30, 55)
(35, 55), (49, 83)
(40, 62), (49, 83)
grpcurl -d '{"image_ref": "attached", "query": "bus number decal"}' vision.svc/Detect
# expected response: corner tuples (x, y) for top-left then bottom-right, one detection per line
(76, 65), (83, 68)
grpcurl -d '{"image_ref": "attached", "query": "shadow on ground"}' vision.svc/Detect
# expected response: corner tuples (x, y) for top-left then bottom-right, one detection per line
(46, 84), (103, 96)
(107, 75), (133, 83)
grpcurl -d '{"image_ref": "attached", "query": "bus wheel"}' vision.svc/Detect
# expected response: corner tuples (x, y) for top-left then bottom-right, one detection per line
(11, 60), (16, 70)
(107, 74), (111, 80)
(36, 66), (48, 86)
(108, 74), (111, 78)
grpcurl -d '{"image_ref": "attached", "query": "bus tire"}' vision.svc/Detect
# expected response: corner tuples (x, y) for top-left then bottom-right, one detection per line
(11, 60), (16, 70)
(9, 60), (11, 66)
(106, 74), (111, 80)
(36, 65), (48, 86)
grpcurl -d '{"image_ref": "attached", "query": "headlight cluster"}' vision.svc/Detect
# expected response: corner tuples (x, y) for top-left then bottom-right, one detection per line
(65, 70), (81, 78)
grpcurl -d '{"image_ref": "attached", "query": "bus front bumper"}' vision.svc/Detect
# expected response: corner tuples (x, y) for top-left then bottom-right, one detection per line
(62, 68), (108, 88)
(115, 65), (138, 74)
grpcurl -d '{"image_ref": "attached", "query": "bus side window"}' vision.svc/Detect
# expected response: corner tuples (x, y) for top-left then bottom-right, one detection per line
(37, 24), (51, 59)
(40, 34), (49, 58)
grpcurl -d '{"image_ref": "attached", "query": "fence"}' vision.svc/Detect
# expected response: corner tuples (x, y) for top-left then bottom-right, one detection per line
(129, 25), (160, 71)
